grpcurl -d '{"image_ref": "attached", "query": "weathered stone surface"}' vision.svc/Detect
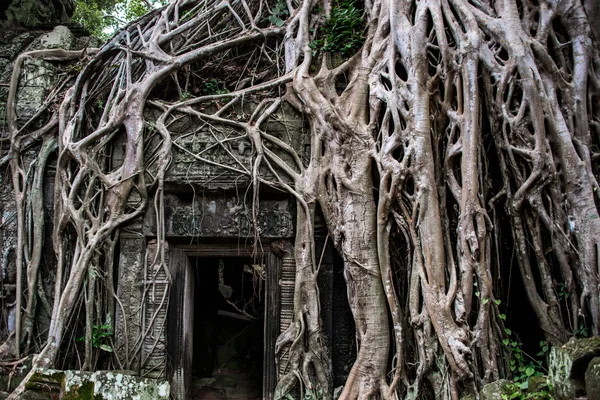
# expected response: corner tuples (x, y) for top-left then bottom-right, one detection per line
(142, 102), (307, 190)
(528, 375), (549, 394)
(480, 380), (514, 400)
(0, 173), (19, 337)
(75, 35), (102, 50)
(15, 58), (55, 123)
(586, 357), (600, 400)
(2, 0), (74, 27)
(114, 234), (147, 372)
(65, 370), (169, 400)
(549, 337), (600, 400)
(29, 25), (75, 51)
(143, 194), (294, 238)
(0, 29), (40, 59)
(12, 26), (76, 125)
(30, 369), (169, 400)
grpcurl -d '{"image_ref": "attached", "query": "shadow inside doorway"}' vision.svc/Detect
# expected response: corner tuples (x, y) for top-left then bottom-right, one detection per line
(189, 256), (264, 400)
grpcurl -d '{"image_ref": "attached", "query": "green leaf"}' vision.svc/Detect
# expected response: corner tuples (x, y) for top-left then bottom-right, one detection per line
(499, 314), (507, 320)
(482, 298), (489, 305)
(503, 338), (510, 346)
(494, 299), (502, 305)
(99, 344), (113, 352)
(526, 367), (535, 376)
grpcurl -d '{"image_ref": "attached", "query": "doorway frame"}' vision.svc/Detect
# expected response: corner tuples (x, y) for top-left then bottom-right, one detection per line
(176, 243), (281, 400)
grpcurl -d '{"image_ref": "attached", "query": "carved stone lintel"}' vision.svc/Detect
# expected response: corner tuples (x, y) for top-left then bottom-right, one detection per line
(144, 194), (294, 238)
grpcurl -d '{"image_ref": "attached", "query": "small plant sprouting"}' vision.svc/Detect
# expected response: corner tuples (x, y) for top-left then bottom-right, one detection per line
(202, 78), (229, 96)
(500, 331), (552, 399)
(78, 320), (113, 353)
(146, 121), (157, 132)
(557, 282), (569, 301)
(69, 63), (83, 73)
(268, 0), (289, 27)
(200, 79), (231, 102)
(575, 322), (589, 338)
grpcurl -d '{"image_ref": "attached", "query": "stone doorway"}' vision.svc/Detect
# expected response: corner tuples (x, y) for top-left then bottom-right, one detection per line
(165, 244), (281, 400)
(189, 256), (264, 399)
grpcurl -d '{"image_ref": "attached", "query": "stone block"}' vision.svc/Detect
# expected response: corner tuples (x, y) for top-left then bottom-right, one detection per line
(31, 369), (170, 400)
(143, 194), (294, 238)
(0, 30), (39, 59)
(15, 58), (56, 123)
(586, 357), (600, 400)
(75, 36), (102, 50)
(154, 101), (306, 190)
(3, 0), (73, 27)
(36, 26), (75, 50)
(480, 380), (514, 400)
(549, 337), (600, 399)
(114, 235), (146, 371)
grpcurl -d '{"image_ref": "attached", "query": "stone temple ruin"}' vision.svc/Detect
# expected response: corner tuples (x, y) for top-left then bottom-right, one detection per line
(111, 101), (355, 399)
(0, 3), (356, 399)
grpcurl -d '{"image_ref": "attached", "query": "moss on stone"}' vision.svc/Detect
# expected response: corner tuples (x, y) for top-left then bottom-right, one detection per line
(549, 337), (600, 400)
(480, 380), (514, 400)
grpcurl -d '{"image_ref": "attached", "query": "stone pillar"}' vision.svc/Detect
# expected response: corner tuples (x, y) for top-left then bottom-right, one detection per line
(113, 229), (146, 373)
(278, 242), (296, 376)
(264, 251), (282, 400)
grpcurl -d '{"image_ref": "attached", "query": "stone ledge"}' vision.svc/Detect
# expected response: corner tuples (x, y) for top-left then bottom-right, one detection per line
(29, 369), (170, 400)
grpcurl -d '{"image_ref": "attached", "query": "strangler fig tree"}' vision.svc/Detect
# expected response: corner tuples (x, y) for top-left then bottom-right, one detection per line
(2, 0), (599, 399)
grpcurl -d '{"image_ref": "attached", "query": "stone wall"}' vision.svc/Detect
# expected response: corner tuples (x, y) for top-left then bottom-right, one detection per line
(0, 11), (358, 399)
(0, 23), (98, 347)
(1, 0), (74, 27)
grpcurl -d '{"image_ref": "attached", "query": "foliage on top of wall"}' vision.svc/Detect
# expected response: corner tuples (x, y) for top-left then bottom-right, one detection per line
(308, 0), (365, 57)
(72, 0), (166, 39)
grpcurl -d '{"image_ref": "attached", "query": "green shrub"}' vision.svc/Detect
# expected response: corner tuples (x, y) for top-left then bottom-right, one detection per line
(309, 0), (365, 58)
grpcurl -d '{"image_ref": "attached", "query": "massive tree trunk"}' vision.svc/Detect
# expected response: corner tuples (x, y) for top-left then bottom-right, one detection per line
(2, 0), (599, 398)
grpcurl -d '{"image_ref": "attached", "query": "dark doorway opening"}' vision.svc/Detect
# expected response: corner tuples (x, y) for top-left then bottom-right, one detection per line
(190, 256), (265, 399)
